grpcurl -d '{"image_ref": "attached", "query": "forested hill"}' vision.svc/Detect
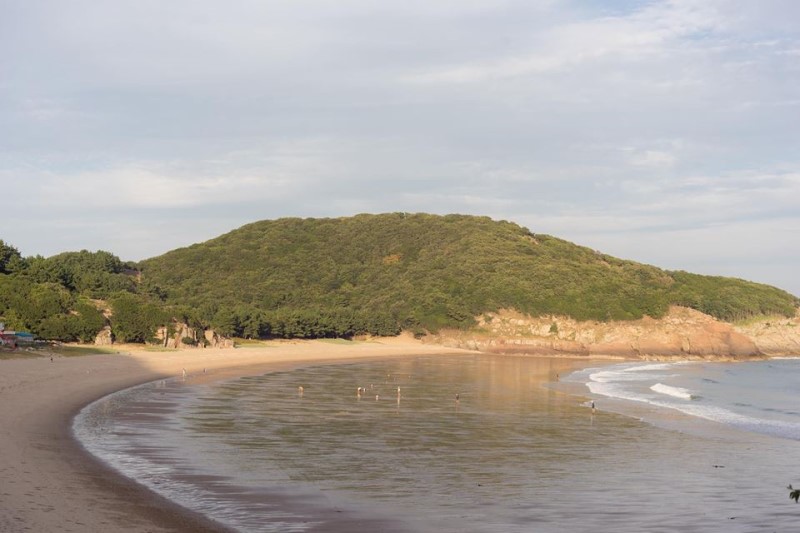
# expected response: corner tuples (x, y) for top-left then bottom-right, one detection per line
(137, 213), (798, 338)
(1, 214), (797, 343)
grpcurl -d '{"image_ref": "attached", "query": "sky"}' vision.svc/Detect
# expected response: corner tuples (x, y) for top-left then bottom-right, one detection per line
(1, 0), (799, 296)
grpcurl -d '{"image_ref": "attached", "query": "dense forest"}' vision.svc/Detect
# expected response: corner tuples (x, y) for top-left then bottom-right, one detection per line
(1, 214), (798, 344)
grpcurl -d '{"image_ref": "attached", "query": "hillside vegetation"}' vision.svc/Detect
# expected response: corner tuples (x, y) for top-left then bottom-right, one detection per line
(0, 243), (165, 343)
(137, 213), (798, 338)
(2, 214), (797, 344)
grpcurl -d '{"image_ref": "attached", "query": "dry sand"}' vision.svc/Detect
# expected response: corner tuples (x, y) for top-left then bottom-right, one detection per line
(0, 338), (475, 532)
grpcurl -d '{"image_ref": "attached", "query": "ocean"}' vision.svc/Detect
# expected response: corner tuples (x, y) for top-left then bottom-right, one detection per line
(74, 354), (800, 532)
(565, 358), (800, 442)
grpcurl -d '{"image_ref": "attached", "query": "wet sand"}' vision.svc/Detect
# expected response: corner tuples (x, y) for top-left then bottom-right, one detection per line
(0, 338), (480, 532)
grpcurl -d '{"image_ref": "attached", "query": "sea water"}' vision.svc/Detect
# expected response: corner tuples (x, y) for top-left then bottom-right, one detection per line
(566, 358), (800, 441)
(74, 354), (800, 532)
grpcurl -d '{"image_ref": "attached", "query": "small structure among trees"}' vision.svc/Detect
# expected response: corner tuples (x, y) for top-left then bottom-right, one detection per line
(0, 322), (18, 349)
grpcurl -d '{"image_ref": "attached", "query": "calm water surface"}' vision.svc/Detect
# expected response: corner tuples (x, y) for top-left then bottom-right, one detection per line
(75, 354), (800, 532)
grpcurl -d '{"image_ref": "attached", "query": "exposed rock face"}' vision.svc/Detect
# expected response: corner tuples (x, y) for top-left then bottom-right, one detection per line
(430, 306), (800, 359)
(734, 310), (800, 356)
(204, 329), (234, 349)
(94, 326), (113, 346)
(153, 323), (234, 349)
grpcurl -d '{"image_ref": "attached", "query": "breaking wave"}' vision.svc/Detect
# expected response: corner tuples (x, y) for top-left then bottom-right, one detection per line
(650, 383), (695, 400)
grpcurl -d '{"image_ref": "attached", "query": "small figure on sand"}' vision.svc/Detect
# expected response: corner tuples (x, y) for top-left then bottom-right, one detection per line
(182, 368), (187, 379)
(298, 385), (304, 397)
(591, 400), (596, 414)
(455, 393), (460, 402)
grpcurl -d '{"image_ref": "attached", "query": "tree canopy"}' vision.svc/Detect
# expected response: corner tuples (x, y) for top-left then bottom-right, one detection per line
(138, 213), (799, 335)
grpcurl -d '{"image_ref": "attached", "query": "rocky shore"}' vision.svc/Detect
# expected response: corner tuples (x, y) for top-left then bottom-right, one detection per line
(428, 306), (800, 359)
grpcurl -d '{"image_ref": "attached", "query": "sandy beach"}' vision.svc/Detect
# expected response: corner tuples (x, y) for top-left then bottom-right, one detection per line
(6, 338), (796, 532)
(0, 338), (482, 532)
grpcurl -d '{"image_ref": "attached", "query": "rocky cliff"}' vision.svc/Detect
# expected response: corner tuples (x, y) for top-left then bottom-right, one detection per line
(428, 306), (800, 359)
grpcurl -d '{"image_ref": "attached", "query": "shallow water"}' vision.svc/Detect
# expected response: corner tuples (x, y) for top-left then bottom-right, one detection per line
(75, 354), (800, 532)
(568, 358), (800, 440)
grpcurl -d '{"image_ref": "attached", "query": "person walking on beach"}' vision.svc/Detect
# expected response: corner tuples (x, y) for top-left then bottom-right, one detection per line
(591, 400), (596, 414)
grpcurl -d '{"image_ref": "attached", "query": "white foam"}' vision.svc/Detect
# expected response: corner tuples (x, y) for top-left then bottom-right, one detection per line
(583, 360), (800, 441)
(589, 382), (800, 439)
(669, 403), (800, 441)
(586, 382), (649, 403)
(589, 370), (662, 383)
(650, 383), (694, 400)
(623, 363), (676, 372)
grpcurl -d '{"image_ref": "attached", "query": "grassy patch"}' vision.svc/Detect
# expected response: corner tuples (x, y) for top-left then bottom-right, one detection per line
(733, 315), (788, 327)
(142, 346), (179, 352)
(0, 348), (43, 360)
(233, 338), (274, 348)
(316, 338), (361, 345)
(0, 344), (120, 359)
(51, 345), (121, 357)
(233, 339), (276, 350)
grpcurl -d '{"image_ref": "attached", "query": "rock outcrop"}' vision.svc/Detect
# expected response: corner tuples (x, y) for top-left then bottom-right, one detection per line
(733, 310), (800, 356)
(203, 329), (235, 349)
(429, 306), (800, 359)
(93, 326), (113, 346)
(153, 323), (234, 349)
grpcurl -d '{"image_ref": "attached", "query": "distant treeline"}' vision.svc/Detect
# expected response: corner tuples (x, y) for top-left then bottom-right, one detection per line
(1, 214), (797, 344)
(0, 241), (398, 343)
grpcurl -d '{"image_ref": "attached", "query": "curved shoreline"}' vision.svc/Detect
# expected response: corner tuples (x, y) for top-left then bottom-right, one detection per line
(0, 339), (476, 532)
(7, 335), (782, 531)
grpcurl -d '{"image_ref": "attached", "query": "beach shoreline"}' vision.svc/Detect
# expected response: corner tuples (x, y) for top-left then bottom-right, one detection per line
(0, 338), (497, 532)
(8, 336), (791, 531)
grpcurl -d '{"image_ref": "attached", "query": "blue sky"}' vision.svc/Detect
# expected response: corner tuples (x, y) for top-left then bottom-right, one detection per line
(1, 0), (798, 296)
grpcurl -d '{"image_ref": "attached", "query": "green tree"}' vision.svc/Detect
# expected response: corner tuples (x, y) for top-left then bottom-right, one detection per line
(110, 292), (169, 343)
(0, 240), (25, 274)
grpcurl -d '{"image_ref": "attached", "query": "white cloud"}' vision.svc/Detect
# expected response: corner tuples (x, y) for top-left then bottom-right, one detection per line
(404, 1), (725, 84)
(21, 98), (70, 122)
(34, 166), (313, 211)
(630, 150), (676, 168)
(1, 0), (799, 295)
